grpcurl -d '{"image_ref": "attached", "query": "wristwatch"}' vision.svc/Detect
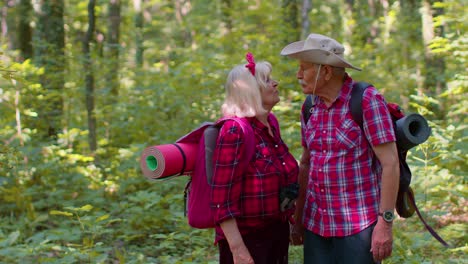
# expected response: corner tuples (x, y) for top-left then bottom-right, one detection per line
(379, 210), (395, 223)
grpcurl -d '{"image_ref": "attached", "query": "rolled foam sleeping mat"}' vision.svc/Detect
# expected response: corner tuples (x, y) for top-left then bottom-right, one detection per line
(140, 143), (198, 180)
(395, 113), (431, 151)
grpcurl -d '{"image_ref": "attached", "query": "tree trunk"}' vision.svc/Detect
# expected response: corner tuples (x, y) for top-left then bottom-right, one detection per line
(18, 0), (33, 60)
(281, 0), (300, 45)
(105, 0), (121, 141)
(343, 0), (354, 42)
(83, 0), (97, 152)
(174, 0), (192, 47)
(1, 1), (17, 51)
(422, 0), (446, 93)
(33, 0), (65, 139)
(367, 0), (378, 44)
(221, 0), (233, 33)
(107, 0), (121, 99)
(422, 0), (446, 118)
(1, 4), (7, 44)
(220, 0), (234, 53)
(301, 0), (312, 39)
(399, 0), (423, 99)
(134, 0), (144, 68)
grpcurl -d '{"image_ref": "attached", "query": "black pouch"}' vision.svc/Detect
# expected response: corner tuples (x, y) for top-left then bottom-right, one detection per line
(279, 183), (299, 212)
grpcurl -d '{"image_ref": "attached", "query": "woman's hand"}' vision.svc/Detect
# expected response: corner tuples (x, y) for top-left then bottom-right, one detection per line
(220, 218), (255, 264)
(230, 243), (255, 264)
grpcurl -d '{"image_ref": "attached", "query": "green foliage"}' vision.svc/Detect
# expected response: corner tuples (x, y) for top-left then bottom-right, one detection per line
(0, 0), (466, 263)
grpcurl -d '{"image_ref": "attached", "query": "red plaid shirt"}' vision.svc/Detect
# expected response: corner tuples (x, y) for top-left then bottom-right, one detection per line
(211, 114), (298, 243)
(301, 75), (396, 237)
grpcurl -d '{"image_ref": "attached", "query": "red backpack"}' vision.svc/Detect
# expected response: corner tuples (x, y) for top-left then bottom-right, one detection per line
(178, 114), (280, 229)
(141, 114), (280, 229)
(178, 117), (254, 228)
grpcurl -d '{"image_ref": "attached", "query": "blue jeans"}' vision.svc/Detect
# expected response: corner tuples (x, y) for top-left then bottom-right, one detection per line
(303, 223), (379, 264)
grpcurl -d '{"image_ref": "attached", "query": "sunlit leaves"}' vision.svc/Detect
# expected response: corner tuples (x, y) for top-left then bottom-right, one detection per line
(50, 210), (74, 217)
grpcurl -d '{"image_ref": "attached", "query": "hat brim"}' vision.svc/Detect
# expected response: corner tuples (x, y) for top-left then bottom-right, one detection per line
(281, 40), (362, 71)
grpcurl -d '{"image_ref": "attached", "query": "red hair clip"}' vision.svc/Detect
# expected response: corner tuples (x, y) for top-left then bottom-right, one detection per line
(245, 52), (256, 76)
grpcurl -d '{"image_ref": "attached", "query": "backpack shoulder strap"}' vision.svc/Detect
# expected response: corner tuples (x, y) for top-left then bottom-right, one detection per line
(302, 95), (314, 125)
(231, 117), (255, 162)
(349, 81), (372, 130)
(205, 118), (255, 183)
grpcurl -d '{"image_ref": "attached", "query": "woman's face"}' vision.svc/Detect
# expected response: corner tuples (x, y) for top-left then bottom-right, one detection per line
(261, 75), (280, 110)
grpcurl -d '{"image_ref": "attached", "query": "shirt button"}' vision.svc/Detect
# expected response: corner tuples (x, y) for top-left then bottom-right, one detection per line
(275, 145), (278, 148)
(321, 189), (324, 192)
(282, 162), (286, 165)
(323, 130), (326, 133)
(322, 150), (327, 153)
(319, 169), (322, 172)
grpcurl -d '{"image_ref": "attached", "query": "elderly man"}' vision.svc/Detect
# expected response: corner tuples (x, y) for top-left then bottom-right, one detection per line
(281, 33), (399, 263)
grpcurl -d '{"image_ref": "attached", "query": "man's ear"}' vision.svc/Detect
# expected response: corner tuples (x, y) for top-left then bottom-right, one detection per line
(323, 65), (334, 81)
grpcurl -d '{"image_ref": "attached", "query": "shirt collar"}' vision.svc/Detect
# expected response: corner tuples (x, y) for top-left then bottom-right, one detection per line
(335, 73), (354, 104)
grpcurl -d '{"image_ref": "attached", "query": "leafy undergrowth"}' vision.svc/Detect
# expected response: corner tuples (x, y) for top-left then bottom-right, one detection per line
(0, 138), (466, 263)
(1, 178), (466, 263)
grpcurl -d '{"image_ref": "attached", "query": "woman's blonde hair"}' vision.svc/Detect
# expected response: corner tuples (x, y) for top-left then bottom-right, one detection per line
(222, 61), (272, 117)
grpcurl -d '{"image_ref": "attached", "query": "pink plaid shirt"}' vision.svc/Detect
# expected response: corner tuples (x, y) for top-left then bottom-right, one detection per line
(211, 114), (299, 243)
(301, 75), (396, 237)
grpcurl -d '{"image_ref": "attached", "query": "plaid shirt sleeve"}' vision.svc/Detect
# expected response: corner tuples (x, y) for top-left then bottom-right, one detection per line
(210, 120), (246, 223)
(362, 86), (396, 145)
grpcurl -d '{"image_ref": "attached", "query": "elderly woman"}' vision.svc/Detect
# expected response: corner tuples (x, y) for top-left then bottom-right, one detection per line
(211, 53), (299, 264)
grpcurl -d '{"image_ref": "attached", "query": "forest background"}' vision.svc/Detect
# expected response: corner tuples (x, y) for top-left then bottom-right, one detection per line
(0, 0), (466, 263)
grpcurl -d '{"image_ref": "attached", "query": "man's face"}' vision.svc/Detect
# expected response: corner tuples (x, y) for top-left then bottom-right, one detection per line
(296, 61), (320, 94)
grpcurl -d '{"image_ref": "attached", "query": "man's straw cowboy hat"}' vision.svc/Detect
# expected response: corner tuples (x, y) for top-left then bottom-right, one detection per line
(281, 33), (362, 71)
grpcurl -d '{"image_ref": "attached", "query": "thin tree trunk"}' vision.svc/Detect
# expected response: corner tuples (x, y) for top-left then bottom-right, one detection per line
(281, 0), (300, 45)
(343, 0), (354, 44)
(83, 0), (97, 152)
(107, 0), (120, 99)
(422, 0), (446, 93)
(221, 0), (232, 33)
(105, 0), (121, 141)
(380, 0), (389, 40)
(1, 2), (9, 47)
(33, 0), (65, 139)
(18, 0), (33, 60)
(220, 0), (233, 53)
(1, 0), (20, 51)
(422, 0), (446, 118)
(15, 85), (24, 146)
(367, 0), (378, 44)
(174, 0), (192, 46)
(301, 0), (312, 39)
(134, 0), (144, 68)
(399, 0), (423, 101)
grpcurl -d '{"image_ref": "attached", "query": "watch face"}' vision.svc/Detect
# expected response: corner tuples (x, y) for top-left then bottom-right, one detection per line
(383, 211), (394, 222)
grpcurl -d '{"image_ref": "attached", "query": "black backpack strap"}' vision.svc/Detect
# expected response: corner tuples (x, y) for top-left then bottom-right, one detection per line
(349, 82), (372, 129)
(302, 95), (314, 125)
(408, 190), (450, 247)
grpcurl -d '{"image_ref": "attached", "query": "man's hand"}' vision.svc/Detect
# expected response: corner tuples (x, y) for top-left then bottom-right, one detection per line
(371, 218), (393, 262)
(290, 221), (305, 245)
